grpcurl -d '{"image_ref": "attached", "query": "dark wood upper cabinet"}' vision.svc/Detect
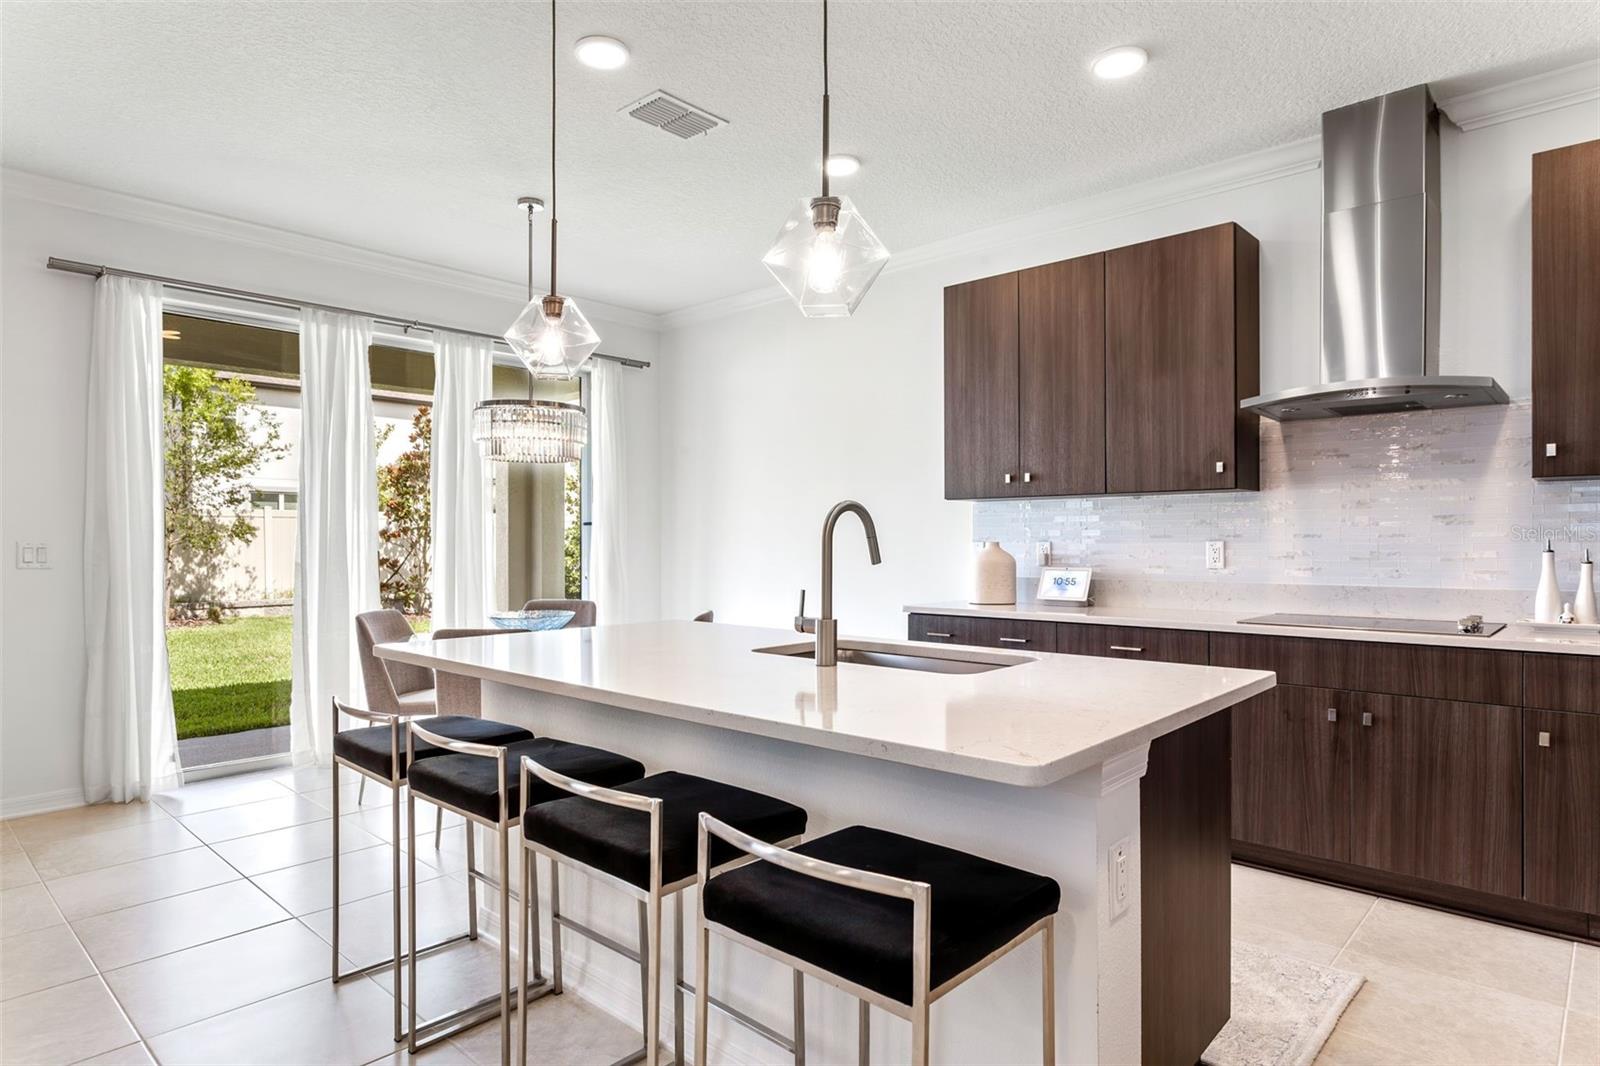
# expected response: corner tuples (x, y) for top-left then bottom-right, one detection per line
(1524, 708), (1600, 913)
(1017, 256), (1107, 496)
(1348, 693), (1522, 898)
(1532, 139), (1600, 479)
(1105, 223), (1260, 495)
(944, 273), (1020, 499)
(1232, 685), (1351, 863)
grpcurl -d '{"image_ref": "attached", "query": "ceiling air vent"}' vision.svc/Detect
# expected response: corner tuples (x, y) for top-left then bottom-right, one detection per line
(623, 91), (726, 139)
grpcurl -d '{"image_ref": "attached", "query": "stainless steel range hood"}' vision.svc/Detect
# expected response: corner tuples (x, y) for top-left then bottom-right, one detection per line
(1242, 85), (1507, 421)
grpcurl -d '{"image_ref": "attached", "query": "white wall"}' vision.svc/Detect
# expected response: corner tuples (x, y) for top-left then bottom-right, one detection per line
(657, 93), (1600, 638)
(0, 178), (662, 812)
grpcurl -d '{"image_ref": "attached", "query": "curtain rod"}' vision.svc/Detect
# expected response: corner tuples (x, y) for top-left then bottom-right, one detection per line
(45, 257), (652, 370)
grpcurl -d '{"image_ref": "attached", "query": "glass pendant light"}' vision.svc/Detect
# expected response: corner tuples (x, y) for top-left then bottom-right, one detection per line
(763, 0), (889, 318)
(475, 0), (593, 464)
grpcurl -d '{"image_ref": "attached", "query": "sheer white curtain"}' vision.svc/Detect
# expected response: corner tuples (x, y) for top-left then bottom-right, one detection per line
(428, 331), (493, 629)
(588, 359), (632, 621)
(83, 276), (183, 802)
(289, 309), (378, 765)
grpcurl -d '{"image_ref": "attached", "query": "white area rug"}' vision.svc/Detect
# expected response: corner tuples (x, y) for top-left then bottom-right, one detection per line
(1202, 941), (1365, 1066)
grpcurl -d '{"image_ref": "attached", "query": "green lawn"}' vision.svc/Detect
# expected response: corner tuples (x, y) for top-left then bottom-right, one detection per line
(167, 616), (292, 740)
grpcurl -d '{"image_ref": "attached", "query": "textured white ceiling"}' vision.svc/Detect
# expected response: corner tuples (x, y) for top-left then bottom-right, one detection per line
(3, 1), (1594, 315)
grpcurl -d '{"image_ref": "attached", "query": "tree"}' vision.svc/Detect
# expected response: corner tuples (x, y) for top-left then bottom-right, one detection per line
(163, 366), (285, 618)
(377, 405), (432, 615)
(563, 466), (582, 599)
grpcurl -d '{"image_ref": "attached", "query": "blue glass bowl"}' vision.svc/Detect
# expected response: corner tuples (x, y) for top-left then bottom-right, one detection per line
(488, 610), (576, 632)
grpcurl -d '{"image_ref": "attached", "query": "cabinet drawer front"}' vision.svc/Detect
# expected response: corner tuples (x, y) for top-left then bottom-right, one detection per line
(967, 618), (1057, 652)
(1349, 693), (1522, 897)
(1524, 708), (1600, 913)
(907, 614), (972, 645)
(1056, 624), (1206, 664)
(1210, 632), (1521, 705)
(1524, 653), (1597, 714)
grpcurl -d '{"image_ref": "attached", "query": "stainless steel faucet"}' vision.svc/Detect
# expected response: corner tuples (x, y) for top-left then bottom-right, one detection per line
(795, 500), (882, 666)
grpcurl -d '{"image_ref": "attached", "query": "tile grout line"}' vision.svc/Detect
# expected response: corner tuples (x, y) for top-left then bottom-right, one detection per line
(1556, 942), (1577, 1066)
(1327, 894), (1380, 968)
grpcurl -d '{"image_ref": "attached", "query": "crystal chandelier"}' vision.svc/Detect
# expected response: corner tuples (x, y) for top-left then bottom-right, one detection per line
(762, 0), (889, 318)
(475, 0), (596, 464)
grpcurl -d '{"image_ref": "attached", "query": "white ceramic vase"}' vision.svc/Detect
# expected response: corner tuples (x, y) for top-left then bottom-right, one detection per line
(972, 541), (1017, 605)
(1534, 541), (1563, 623)
(1575, 550), (1597, 625)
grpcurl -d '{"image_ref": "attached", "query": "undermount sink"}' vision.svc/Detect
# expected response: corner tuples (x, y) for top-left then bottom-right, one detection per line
(755, 640), (1028, 674)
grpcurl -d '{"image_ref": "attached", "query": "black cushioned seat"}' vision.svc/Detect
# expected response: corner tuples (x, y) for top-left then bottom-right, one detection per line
(408, 737), (645, 822)
(523, 771), (807, 889)
(701, 825), (1059, 1006)
(333, 716), (532, 779)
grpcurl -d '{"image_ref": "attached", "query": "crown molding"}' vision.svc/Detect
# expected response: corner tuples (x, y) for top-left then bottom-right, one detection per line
(1, 168), (664, 333)
(1437, 59), (1599, 132)
(661, 135), (1322, 331)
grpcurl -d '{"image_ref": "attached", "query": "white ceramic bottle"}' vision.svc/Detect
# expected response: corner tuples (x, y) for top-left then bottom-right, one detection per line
(1575, 548), (1598, 625)
(972, 541), (1017, 605)
(1534, 540), (1563, 623)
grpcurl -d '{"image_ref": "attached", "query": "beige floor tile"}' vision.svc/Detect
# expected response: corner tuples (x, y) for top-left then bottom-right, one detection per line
(250, 843), (442, 916)
(1313, 1026), (1423, 1065)
(7, 802), (169, 848)
(45, 846), (239, 920)
(301, 876), (474, 966)
(1342, 897), (1574, 1007)
(451, 989), (638, 1066)
(0, 976), (138, 1065)
(1333, 947), (1565, 1065)
(1232, 865), (1376, 952)
(24, 817), (203, 879)
(0, 847), (41, 889)
(1, 824), (23, 856)
(0, 923), (97, 1000)
(368, 936), (539, 1022)
(72, 1041), (159, 1065)
(362, 1036), (477, 1065)
(1233, 916), (1344, 965)
(103, 919), (330, 1036)
(1, 881), (65, 937)
(177, 793), (332, 843)
(72, 879), (288, 970)
(148, 973), (401, 1066)
(153, 774), (294, 817)
(276, 764), (365, 795)
(210, 816), (386, 876)
(1572, 944), (1599, 1015)
(1561, 1011), (1598, 1066)
(343, 800), (466, 844)
(301, 782), (396, 816)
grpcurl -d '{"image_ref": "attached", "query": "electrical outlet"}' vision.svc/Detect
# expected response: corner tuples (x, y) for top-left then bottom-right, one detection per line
(14, 542), (51, 570)
(1110, 837), (1131, 918)
(1205, 541), (1225, 571)
(1034, 542), (1051, 566)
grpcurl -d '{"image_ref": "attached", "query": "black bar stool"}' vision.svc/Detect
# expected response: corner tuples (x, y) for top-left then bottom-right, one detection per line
(328, 697), (533, 1042)
(405, 724), (646, 1064)
(516, 761), (809, 1066)
(694, 820), (1061, 1066)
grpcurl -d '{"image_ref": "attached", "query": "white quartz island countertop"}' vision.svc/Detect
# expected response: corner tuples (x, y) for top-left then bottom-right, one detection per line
(377, 619), (1274, 787)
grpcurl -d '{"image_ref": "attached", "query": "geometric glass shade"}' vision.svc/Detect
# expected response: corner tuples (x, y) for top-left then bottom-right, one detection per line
(504, 295), (601, 378)
(762, 195), (890, 318)
(472, 399), (588, 464)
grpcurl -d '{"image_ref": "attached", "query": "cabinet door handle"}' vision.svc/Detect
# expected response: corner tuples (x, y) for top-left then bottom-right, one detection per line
(1215, 460), (1226, 474)
(1361, 712), (1373, 727)
(1109, 645), (1144, 653)
(1546, 442), (1558, 458)
(1022, 472), (1034, 483)
(998, 636), (1029, 645)
(1538, 730), (1552, 748)
(1327, 707), (1338, 722)
(926, 631), (953, 639)
(1003, 473), (1014, 484)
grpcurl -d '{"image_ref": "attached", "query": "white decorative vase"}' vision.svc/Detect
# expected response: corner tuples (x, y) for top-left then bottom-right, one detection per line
(1575, 550), (1597, 625)
(1534, 541), (1563, 623)
(972, 542), (1017, 605)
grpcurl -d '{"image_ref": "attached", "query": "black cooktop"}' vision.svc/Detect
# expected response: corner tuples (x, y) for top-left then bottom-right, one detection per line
(1237, 613), (1506, 638)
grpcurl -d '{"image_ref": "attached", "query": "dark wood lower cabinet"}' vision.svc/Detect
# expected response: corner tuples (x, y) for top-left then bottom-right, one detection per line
(906, 613), (972, 645)
(1142, 711), (1232, 1066)
(1525, 709), (1600, 914)
(1057, 623), (1208, 664)
(966, 617), (1057, 652)
(1348, 694), (1522, 898)
(1232, 685), (1351, 862)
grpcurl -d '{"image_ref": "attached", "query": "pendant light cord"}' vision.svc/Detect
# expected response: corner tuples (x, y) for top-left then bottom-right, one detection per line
(549, 0), (559, 298)
(820, 0), (830, 200)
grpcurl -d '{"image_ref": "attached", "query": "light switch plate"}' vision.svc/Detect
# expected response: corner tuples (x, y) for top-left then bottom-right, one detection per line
(1206, 541), (1225, 571)
(15, 542), (52, 570)
(1110, 837), (1131, 918)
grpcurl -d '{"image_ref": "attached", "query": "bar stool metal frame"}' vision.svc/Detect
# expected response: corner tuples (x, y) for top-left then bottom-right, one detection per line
(517, 757), (808, 1066)
(693, 815), (1057, 1066)
(405, 722), (554, 1062)
(328, 698), (468, 1044)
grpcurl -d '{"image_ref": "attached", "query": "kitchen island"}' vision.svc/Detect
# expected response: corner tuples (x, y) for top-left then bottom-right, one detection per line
(379, 620), (1274, 1064)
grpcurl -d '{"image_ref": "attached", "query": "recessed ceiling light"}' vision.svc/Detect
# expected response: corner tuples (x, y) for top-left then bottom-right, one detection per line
(824, 154), (861, 177)
(1091, 45), (1148, 80)
(575, 35), (629, 70)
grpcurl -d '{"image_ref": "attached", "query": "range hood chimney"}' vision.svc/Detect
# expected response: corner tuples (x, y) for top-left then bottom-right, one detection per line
(1242, 85), (1507, 421)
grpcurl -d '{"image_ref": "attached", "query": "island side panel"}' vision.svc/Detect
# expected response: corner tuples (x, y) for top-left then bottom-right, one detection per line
(1140, 708), (1233, 1065)
(484, 680), (1139, 1065)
